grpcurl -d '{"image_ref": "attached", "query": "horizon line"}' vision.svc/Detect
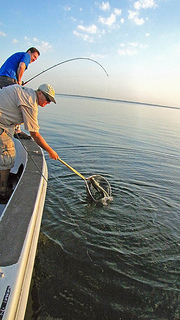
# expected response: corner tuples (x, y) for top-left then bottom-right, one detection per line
(56, 93), (180, 110)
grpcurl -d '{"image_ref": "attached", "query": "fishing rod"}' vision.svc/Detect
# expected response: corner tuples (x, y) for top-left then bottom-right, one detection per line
(23, 57), (109, 85)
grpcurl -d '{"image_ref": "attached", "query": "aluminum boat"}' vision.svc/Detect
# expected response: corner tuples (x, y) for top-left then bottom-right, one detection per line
(0, 136), (48, 320)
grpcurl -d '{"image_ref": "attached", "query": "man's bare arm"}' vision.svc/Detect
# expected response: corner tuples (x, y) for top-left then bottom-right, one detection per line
(30, 131), (58, 160)
(17, 62), (26, 84)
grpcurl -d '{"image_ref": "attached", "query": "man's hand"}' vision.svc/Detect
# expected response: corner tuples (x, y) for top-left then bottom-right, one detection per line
(48, 149), (59, 160)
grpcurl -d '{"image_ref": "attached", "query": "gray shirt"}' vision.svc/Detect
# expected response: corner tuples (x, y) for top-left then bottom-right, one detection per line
(0, 85), (40, 133)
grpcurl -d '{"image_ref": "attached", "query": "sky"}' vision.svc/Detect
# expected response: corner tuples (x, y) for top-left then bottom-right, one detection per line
(0, 0), (180, 107)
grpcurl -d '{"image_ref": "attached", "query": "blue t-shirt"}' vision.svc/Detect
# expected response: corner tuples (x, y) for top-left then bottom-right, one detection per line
(0, 52), (31, 80)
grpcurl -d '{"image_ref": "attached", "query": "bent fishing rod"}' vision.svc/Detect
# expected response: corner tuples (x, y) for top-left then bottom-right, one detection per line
(23, 57), (109, 85)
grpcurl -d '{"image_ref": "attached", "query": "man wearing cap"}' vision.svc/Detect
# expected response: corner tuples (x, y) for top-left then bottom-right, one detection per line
(0, 83), (59, 199)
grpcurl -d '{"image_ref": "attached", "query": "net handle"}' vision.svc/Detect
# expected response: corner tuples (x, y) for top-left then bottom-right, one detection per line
(57, 158), (112, 203)
(57, 157), (86, 180)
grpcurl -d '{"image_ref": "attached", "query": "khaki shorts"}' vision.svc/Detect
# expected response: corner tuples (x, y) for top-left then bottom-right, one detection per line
(0, 129), (16, 170)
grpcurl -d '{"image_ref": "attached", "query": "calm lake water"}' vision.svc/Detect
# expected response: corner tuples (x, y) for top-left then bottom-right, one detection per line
(25, 95), (180, 320)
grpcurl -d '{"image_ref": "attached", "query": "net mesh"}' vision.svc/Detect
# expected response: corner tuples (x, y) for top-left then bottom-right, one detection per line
(85, 175), (113, 204)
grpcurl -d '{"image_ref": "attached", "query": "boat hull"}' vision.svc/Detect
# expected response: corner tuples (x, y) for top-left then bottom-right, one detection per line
(0, 137), (48, 320)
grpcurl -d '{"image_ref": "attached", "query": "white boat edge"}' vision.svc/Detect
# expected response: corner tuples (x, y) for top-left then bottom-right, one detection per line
(0, 136), (48, 320)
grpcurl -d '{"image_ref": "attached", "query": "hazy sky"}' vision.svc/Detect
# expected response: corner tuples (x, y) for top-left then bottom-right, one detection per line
(0, 0), (180, 107)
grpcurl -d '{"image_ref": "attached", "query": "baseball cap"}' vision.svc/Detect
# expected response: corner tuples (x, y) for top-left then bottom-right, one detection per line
(38, 84), (56, 104)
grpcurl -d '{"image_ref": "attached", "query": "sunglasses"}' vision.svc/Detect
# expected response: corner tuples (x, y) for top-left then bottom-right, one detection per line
(43, 92), (51, 103)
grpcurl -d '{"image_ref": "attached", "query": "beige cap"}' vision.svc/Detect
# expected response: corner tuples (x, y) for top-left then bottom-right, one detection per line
(38, 84), (56, 104)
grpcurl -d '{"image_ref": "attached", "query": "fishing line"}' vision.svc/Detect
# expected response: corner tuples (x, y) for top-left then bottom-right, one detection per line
(23, 57), (109, 85)
(15, 134), (112, 204)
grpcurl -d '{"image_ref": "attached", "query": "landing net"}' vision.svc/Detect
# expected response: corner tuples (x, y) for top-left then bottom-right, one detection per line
(85, 175), (113, 205)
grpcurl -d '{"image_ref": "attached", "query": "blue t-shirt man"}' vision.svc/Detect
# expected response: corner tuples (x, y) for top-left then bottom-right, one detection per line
(0, 47), (40, 136)
(0, 47), (40, 87)
(0, 52), (31, 80)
